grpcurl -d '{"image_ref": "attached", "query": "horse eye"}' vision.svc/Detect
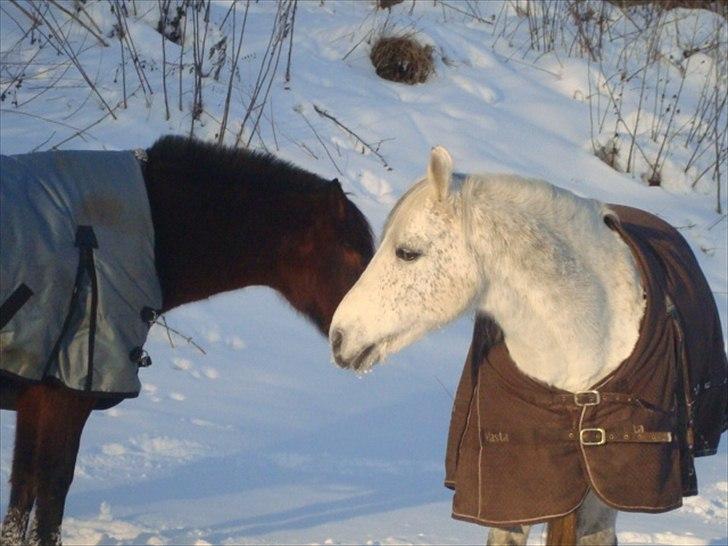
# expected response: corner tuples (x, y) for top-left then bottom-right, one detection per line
(396, 247), (422, 262)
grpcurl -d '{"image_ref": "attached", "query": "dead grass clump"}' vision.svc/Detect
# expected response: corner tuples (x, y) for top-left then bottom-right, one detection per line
(377, 0), (405, 9)
(370, 35), (434, 85)
(595, 139), (621, 171)
(606, 0), (727, 17)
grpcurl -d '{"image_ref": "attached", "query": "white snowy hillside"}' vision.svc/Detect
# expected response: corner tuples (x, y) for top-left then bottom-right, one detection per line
(1, 1), (726, 544)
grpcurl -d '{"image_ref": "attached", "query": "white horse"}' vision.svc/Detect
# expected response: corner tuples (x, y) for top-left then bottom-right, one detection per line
(329, 147), (649, 545)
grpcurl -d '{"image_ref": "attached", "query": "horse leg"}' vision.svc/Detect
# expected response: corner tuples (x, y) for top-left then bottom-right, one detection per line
(575, 490), (618, 546)
(486, 525), (531, 545)
(26, 385), (94, 546)
(1, 385), (41, 545)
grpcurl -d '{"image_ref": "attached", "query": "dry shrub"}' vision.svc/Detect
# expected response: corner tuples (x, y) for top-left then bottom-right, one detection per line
(595, 139), (621, 171)
(606, 0), (727, 17)
(377, 0), (405, 9)
(370, 35), (434, 85)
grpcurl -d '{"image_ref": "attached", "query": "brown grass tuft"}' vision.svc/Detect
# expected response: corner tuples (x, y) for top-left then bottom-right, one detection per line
(377, 0), (405, 9)
(606, 0), (727, 17)
(595, 139), (621, 171)
(370, 35), (434, 85)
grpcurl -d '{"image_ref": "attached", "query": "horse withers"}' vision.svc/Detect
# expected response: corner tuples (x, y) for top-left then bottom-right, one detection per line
(329, 147), (726, 545)
(0, 136), (374, 545)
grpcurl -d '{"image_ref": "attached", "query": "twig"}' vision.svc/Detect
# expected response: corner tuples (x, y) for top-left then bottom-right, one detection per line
(155, 316), (207, 355)
(284, 0), (297, 84)
(31, 130), (57, 152)
(707, 213), (727, 231)
(219, 0), (250, 145)
(178, 1), (187, 112)
(235, 0), (291, 147)
(48, 0), (109, 47)
(160, 314), (175, 348)
(112, 0), (153, 100)
(436, 0), (493, 25)
(313, 104), (393, 171)
(115, 4), (127, 108)
(296, 106), (343, 175)
(0, 108), (82, 130)
(49, 83), (144, 149)
(245, 15), (287, 148)
(30, 1), (117, 120)
(7, 0), (41, 28)
(434, 374), (453, 400)
(158, 0), (170, 120)
(342, 28), (373, 61)
(269, 97), (279, 150)
(76, 1), (106, 38)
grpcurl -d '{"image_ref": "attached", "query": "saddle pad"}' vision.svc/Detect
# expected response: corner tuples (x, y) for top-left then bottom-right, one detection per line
(0, 150), (162, 400)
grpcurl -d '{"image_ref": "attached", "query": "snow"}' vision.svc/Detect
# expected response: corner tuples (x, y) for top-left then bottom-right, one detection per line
(1, 1), (726, 545)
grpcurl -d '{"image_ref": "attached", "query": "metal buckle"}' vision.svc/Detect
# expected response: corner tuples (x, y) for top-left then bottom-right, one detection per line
(580, 428), (606, 446)
(574, 390), (600, 406)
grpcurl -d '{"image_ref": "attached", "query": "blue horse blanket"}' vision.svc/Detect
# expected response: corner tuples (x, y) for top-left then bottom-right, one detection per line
(0, 150), (162, 402)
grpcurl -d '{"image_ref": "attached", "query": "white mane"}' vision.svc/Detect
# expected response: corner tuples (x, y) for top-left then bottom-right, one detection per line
(458, 173), (644, 390)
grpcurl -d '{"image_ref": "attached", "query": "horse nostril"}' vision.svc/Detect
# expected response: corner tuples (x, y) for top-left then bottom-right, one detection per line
(331, 328), (344, 355)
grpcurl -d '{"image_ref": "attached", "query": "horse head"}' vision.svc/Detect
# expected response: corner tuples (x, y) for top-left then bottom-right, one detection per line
(330, 147), (480, 371)
(278, 179), (375, 335)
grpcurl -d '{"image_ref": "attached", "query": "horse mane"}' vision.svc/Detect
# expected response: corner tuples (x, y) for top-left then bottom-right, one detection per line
(382, 171), (611, 245)
(148, 135), (336, 193)
(146, 135), (373, 256)
(381, 178), (430, 238)
(143, 136), (374, 310)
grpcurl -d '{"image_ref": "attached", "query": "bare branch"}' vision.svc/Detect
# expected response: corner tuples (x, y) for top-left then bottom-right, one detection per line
(313, 104), (393, 171)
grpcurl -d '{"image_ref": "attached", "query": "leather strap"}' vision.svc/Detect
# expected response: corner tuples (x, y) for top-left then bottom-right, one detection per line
(550, 392), (638, 406)
(0, 283), (33, 329)
(480, 428), (673, 446)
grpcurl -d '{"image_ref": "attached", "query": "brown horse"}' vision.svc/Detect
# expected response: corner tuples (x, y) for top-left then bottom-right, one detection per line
(0, 135), (374, 545)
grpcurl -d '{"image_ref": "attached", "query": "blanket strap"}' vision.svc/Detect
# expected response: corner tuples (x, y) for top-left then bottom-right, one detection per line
(41, 225), (99, 391)
(0, 283), (33, 329)
(76, 226), (99, 391)
(666, 297), (695, 450)
(666, 295), (699, 495)
(480, 428), (673, 446)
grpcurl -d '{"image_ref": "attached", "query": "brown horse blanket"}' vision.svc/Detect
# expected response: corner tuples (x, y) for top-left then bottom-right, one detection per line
(444, 205), (727, 527)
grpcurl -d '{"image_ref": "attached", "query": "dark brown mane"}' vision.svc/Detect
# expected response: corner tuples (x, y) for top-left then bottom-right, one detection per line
(149, 135), (334, 194)
(143, 135), (373, 329)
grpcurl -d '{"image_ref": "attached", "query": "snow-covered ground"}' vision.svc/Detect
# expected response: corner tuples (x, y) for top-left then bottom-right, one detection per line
(1, 1), (726, 544)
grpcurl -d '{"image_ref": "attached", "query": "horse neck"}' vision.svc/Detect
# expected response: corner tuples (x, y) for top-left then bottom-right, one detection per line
(464, 176), (645, 392)
(143, 159), (295, 312)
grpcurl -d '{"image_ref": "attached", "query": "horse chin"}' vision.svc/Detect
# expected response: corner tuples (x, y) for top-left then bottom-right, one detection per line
(351, 343), (379, 373)
(334, 323), (432, 374)
(351, 326), (428, 374)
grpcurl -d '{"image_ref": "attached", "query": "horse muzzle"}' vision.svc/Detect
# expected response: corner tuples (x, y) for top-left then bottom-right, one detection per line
(330, 328), (377, 371)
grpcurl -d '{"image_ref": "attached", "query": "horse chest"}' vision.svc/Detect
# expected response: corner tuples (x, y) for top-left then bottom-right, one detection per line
(0, 150), (162, 407)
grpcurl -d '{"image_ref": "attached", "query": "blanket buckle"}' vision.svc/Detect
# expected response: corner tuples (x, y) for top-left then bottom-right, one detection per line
(574, 390), (600, 406)
(580, 428), (606, 446)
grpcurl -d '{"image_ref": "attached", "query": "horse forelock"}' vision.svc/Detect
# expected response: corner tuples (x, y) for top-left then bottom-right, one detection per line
(381, 179), (432, 241)
(382, 172), (472, 243)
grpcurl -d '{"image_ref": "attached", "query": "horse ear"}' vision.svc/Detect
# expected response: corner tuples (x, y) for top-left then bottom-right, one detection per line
(427, 146), (453, 201)
(328, 178), (346, 220)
